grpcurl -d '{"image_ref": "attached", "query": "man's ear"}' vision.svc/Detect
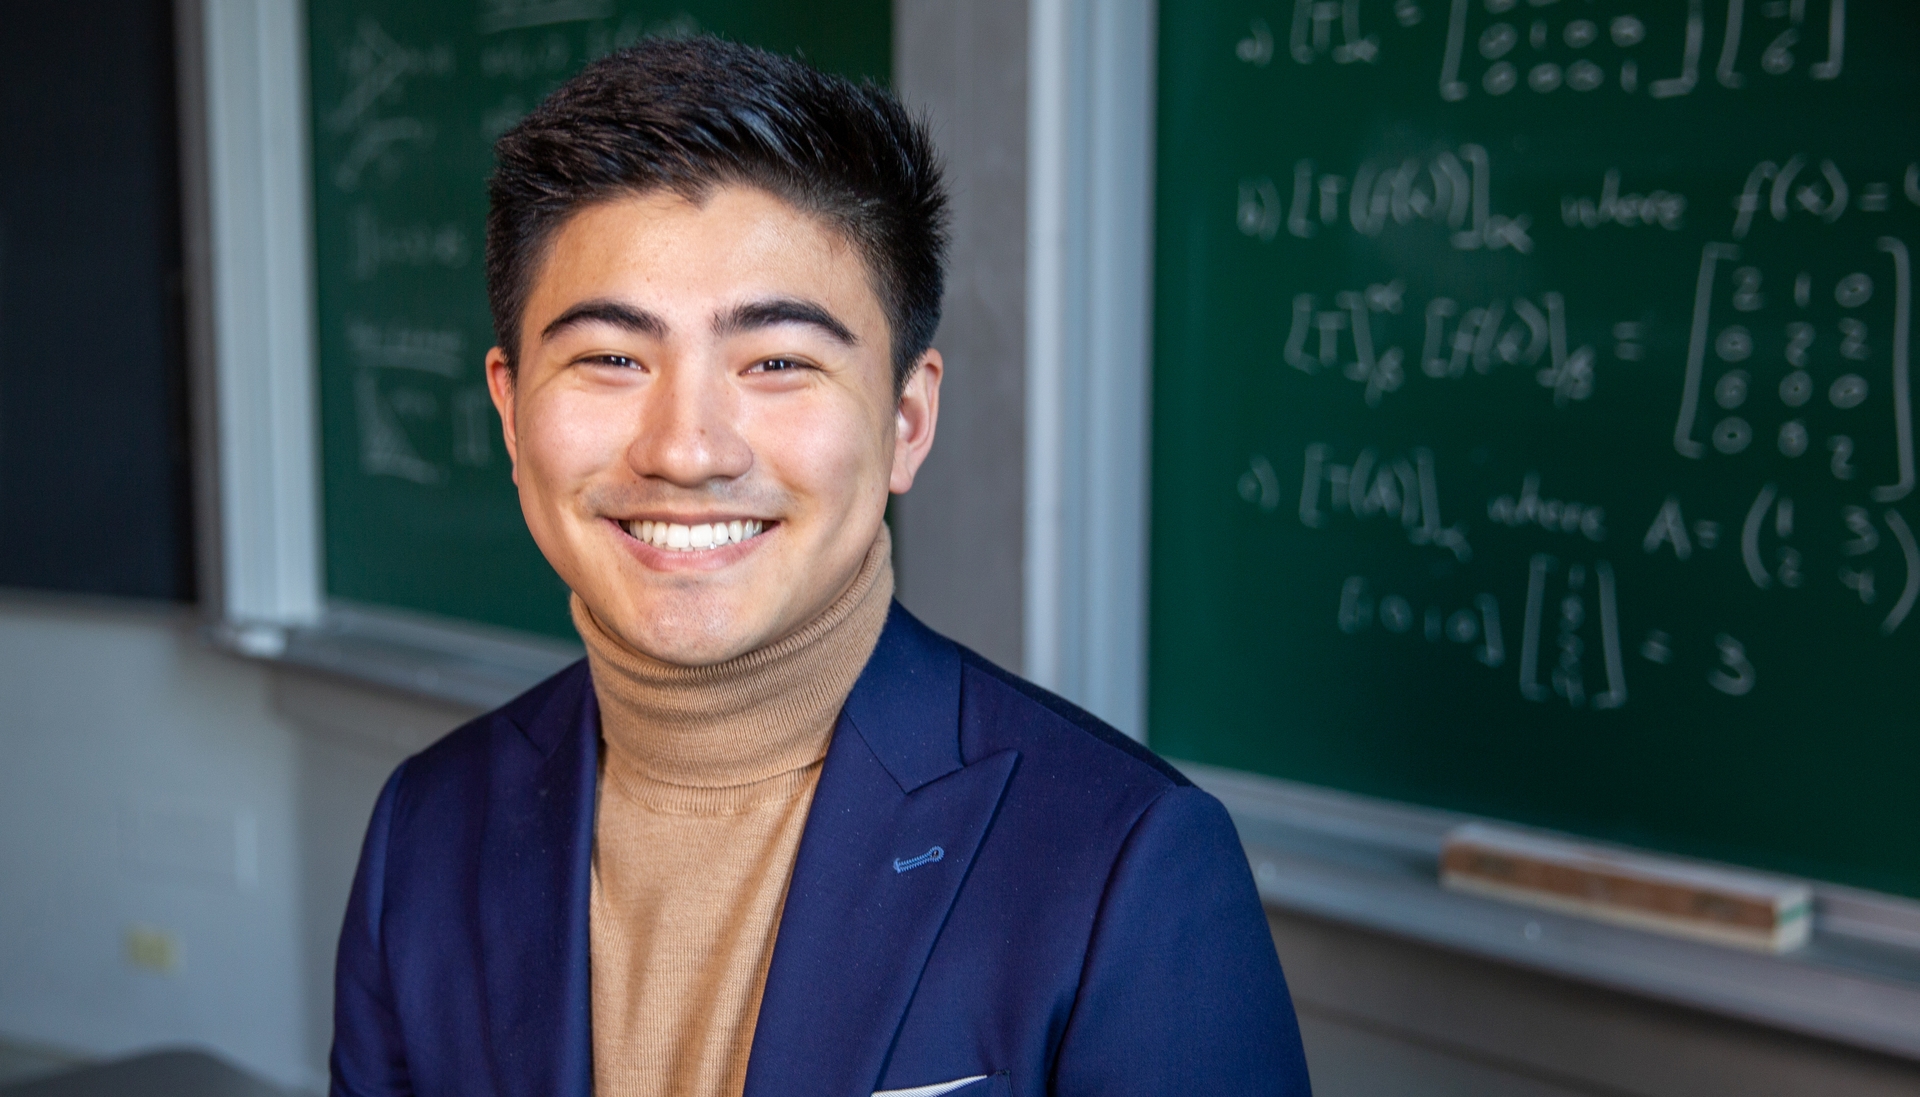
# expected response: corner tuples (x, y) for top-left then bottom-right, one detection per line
(889, 349), (942, 494)
(485, 347), (520, 484)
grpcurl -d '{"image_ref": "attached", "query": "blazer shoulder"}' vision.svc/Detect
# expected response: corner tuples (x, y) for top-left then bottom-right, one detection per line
(394, 658), (592, 794)
(955, 646), (1191, 793)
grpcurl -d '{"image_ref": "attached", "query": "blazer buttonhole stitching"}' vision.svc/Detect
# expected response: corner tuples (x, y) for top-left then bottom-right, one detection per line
(891, 845), (945, 873)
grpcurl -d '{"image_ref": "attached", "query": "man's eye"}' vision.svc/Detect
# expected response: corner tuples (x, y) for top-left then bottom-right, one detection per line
(751, 357), (811, 373)
(583, 354), (641, 369)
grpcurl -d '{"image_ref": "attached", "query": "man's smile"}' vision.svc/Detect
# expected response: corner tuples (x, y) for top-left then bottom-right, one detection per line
(616, 517), (772, 552)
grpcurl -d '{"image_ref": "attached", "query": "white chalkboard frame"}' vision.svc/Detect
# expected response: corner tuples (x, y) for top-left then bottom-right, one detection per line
(182, 0), (581, 709)
(1023, 0), (1157, 741)
(186, 0), (323, 633)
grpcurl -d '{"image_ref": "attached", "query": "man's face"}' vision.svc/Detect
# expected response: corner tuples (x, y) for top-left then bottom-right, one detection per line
(486, 186), (940, 665)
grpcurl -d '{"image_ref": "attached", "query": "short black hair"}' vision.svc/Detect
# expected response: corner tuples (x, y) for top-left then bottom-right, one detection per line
(486, 36), (948, 392)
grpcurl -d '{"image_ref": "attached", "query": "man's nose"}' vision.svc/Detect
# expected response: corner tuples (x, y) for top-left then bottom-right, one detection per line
(625, 362), (753, 487)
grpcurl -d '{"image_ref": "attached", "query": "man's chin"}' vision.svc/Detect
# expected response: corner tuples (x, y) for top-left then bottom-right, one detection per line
(598, 594), (783, 668)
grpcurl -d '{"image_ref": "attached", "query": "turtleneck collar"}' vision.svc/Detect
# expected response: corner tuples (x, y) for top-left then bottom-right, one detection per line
(573, 525), (894, 791)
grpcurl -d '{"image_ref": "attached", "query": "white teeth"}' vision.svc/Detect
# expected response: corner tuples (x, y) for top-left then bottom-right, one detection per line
(625, 518), (768, 551)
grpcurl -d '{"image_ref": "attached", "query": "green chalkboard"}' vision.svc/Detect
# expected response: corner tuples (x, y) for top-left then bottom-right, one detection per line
(1151, 1), (1920, 899)
(307, 1), (890, 638)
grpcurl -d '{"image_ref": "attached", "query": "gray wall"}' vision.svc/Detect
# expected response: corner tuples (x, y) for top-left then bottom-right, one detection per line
(0, 598), (323, 1091)
(890, 0), (1029, 672)
(0, 596), (467, 1093)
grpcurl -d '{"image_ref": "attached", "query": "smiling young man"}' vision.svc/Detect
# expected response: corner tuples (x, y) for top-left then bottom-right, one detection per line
(330, 37), (1309, 1097)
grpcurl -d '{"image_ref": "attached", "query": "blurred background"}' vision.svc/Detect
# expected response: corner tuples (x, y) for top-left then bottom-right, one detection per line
(3, 2), (1919, 1095)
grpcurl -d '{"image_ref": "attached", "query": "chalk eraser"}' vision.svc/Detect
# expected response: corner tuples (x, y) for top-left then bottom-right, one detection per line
(1440, 822), (1812, 953)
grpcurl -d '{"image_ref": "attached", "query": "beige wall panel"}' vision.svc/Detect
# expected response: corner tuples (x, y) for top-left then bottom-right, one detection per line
(1272, 911), (1920, 1097)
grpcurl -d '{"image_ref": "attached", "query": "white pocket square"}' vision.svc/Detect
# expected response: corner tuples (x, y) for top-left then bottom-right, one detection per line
(872, 1076), (989, 1097)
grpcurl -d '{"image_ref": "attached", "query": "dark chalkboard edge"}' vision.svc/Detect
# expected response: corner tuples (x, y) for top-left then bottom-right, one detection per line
(1177, 761), (1920, 1062)
(209, 601), (581, 712)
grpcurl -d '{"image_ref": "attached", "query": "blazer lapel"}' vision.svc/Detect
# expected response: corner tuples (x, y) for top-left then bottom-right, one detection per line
(744, 605), (1019, 1097)
(476, 664), (598, 1097)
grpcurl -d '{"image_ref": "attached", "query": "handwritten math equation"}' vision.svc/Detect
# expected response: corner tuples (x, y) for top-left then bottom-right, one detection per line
(1277, 279), (1596, 407)
(1235, 0), (1848, 102)
(1265, 437), (1918, 708)
(1218, 2), (1916, 708)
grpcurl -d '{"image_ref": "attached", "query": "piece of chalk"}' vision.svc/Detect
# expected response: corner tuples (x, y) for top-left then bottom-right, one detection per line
(1440, 822), (1812, 953)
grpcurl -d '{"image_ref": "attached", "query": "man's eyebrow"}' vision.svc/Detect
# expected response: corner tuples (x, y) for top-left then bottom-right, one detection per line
(714, 297), (859, 346)
(540, 300), (667, 342)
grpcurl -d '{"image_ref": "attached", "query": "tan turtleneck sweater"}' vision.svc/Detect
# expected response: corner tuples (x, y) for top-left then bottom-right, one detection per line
(576, 528), (894, 1097)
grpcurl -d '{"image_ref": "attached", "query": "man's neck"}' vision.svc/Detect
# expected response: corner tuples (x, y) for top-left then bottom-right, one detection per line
(572, 525), (894, 788)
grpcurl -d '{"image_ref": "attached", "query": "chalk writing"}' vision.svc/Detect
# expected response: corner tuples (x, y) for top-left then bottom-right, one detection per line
(1518, 556), (1629, 709)
(1239, 454), (1283, 511)
(355, 371), (443, 485)
(1299, 443), (1473, 560)
(1708, 632), (1757, 694)
(353, 207), (469, 280)
(1832, 505), (1920, 633)
(324, 19), (452, 191)
(1641, 496), (1724, 560)
(1284, 283), (1408, 405)
(1732, 158), (1920, 238)
(1288, 0), (1380, 64)
(1337, 576), (1507, 667)
(348, 321), (483, 484)
(1248, 146), (1532, 251)
(1714, 0), (1847, 87)
(1279, 280), (1597, 406)
(1671, 238), (1913, 505)
(1440, 0), (1846, 102)
(347, 320), (464, 377)
(1740, 482), (1804, 588)
(1562, 170), (1687, 231)
(1488, 474), (1607, 541)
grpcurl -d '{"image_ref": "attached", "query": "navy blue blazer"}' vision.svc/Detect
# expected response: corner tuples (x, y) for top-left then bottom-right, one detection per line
(332, 603), (1310, 1097)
